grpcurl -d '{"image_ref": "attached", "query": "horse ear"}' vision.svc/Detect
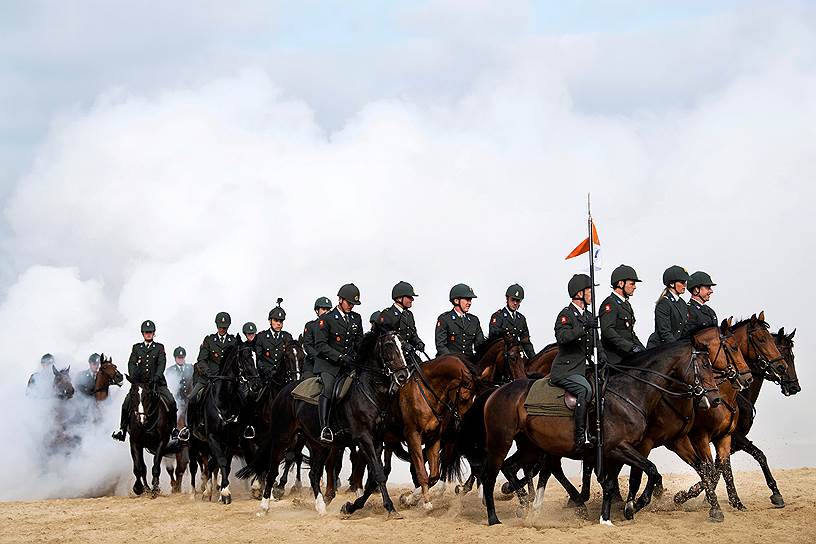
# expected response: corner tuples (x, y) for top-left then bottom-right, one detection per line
(66, 365), (70, 373)
(125, 374), (132, 383)
(789, 328), (796, 340)
(720, 318), (730, 334)
(52, 365), (59, 375)
(777, 327), (785, 337)
(750, 313), (757, 324)
(758, 310), (765, 322)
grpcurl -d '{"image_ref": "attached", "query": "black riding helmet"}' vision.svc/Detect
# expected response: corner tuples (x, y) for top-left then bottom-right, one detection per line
(610, 264), (641, 287)
(215, 312), (231, 329)
(505, 284), (524, 300)
(314, 296), (332, 310)
(568, 274), (593, 298)
(392, 281), (417, 300)
(449, 283), (476, 302)
(370, 311), (381, 324)
(173, 346), (186, 358)
(268, 297), (286, 320)
(688, 271), (716, 291)
(662, 265), (689, 286)
(141, 320), (156, 333)
(338, 283), (361, 305)
(243, 322), (257, 335)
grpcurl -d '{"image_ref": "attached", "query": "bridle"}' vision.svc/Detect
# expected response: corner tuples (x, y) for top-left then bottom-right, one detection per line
(707, 330), (751, 388)
(746, 324), (786, 383)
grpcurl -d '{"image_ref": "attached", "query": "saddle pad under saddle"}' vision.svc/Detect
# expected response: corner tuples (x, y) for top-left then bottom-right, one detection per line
(290, 373), (354, 406)
(524, 379), (574, 417)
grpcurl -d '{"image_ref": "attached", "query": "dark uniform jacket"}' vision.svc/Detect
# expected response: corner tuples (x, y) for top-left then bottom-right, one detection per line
(165, 363), (194, 400)
(687, 299), (718, 330)
(195, 333), (237, 382)
(378, 304), (425, 351)
(647, 292), (689, 348)
(314, 308), (363, 376)
(551, 304), (593, 381)
(255, 328), (295, 382)
(600, 293), (644, 365)
(489, 307), (535, 359)
(75, 369), (97, 397)
(302, 318), (320, 375)
(128, 342), (167, 386)
(435, 310), (485, 358)
(26, 369), (52, 397)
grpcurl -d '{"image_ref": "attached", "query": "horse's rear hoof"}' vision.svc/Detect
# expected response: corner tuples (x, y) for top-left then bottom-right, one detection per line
(500, 482), (514, 495)
(386, 510), (403, 520)
(653, 483), (665, 499)
(151, 487), (161, 499)
(133, 482), (144, 496)
(341, 502), (354, 515)
(251, 488), (262, 500)
(771, 494), (785, 508)
(624, 500), (635, 520)
(272, 486), (285, 500)
(709, 509), (724, 522)
(673, 491), (687, 505)
(488, 517), (502, 526)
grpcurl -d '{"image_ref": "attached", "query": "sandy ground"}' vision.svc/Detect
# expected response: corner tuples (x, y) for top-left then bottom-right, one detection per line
(1, 468), (813, 544)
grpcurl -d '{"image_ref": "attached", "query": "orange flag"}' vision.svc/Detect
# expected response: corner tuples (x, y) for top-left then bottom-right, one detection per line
(565, 221), (600, 259)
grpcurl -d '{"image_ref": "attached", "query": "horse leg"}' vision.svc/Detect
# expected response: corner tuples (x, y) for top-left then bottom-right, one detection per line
(150, 441), (166, 498)
(456, 474), (476, 495)
(673, 436), (724, 521)
(482, 429), (516, 526)
(276, 451), (293, 497)
(734, 434), (784, 507)
(403, 431), (433, 509)
(349, 446), (366, 496)
(188, 446), (198, 501)
(426, 439), (446, 502)
(130, 441), (146, 496)
(308, 447), (329, 516)
(341, 438), (399, 518)
(579, 459), (594, 503)
(715, 435), (746, 511)
(607, 443), (661, 522)
(323, 448), (337, 505)
(600, 462), (623, 525)
(293, 450), (304, 494)
(205, 434), (230, 504)
(548, 457), (584, 509)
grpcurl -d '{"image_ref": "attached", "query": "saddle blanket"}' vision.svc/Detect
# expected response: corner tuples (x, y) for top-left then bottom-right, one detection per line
(524, 378), (574, 417)
(291, 373), (354, 405)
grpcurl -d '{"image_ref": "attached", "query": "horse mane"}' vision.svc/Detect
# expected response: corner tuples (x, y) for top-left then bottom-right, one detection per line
(356, 331), (379, 364)
(474, 334), (505, 360)
(732, 317), (769, 330)
(220, 343), (240, 375)
(537, 341), (558, 355)
(613, 338), (693, 369)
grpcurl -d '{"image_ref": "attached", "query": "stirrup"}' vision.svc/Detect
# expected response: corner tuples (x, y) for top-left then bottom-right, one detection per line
(243, 425), (256, 439)
(178, 427), (190, 442)
(171, 428), (180, 439)
(112, 430), (125, 442)
(320, 426), (334, 443)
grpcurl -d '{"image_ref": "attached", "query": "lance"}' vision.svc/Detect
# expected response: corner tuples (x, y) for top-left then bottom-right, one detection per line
(587, 194), (604, 482)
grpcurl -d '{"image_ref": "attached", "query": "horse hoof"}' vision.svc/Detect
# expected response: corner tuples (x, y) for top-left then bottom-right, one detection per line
(341, 502), (354, 515)
(770, 494), (785, 508)
(133, 483), (144, 496)
(315, 494), (327, 516)
(599, 517), (615, 527)
(624, 500), (635, 520)
(151, 487), (161, 499)
(673, 491), (686, 505)
(272, 486), (285, 500)
(734, 502), (748, 512)
(386, 510), (404, 520)
(653, 484), (665, 499)
(488, 518), (502, 526)
(500, 482), (514, 495)
(424, 501), (433, 512)
(709, 509), (724, 522)
(220, 494), (232, 505)
(566, 498), (585, 509)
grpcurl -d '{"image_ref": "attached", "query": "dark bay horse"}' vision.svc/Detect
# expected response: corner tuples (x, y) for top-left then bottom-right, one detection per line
(238, 331), (408, 518)
(481, 332), (724, 526)
(93, 355), (123, 402)
(165, 368), (192, 494)
(125, 377), (177, 498)
(731, 325), (799, 506)
(186, 339), (260, 504)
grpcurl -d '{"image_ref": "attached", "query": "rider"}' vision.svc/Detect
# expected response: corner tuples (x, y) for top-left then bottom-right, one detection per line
(687, 271), (718, 329)
(26, 353), (55, 397)
(314, 283), (364, 443)
(302, 296), (332, 379)
(255, 300), (296, 383)
(369, 311), (381, 331)
(113, 320), (185, 444)
(600, 265), (645, 365)
(190, 312), (237, 400)
(435, 283), (485, 358)
(552, 274), (597, 451)
(75, 353), (102, 397)
(488, 284), (535, 359)
(647, 265), (690, 348)
(378, 281), (426, 357)
(243, 322), (258, 344)
(165, 346), (194, 428)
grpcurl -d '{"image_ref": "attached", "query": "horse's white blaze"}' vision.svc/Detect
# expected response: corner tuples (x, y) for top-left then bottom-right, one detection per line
(137, 387), (145, 424)
(315, 493), (327, 515)
(600, 517), (614, 526)
(533, 487), (545, 510)
(220, 485), (231, 497)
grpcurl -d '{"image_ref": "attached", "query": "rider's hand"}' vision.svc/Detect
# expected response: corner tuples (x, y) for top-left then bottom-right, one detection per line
(630, 345), (644, 353)
(584, 316), (598, 330)
(415, 341), (426, 352)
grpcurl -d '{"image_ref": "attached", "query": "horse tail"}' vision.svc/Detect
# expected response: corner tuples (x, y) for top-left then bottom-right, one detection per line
(439, 387), (492, 482)
(387, 441), (412, 463)
(237, 381), (298, 481)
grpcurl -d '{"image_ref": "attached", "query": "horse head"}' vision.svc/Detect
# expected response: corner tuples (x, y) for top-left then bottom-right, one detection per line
(775, 327), (801, 396)
(375, 331), (411, 387)
(692, 319), (752, 391)
(96, 354), (124, 391)
(749, 312), (788, 377)
(235, 335), (261, 396)
(52, 366), (74, 399)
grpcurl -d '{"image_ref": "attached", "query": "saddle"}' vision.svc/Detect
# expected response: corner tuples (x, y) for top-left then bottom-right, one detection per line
(291, 372), (355, 406)
(524, 378), (577, 417)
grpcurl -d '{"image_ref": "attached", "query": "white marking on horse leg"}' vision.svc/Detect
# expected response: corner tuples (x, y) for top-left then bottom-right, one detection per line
(251, 480), (261, 492)
(600, 517), (615, 526)
(424, 501), (434, 511)
(220, 485), (231, 497)
(260, 497), (270, 512)
(478, 486), (484, 500)
(533, 487), (546, 510)
(430, 481), (446, 498)
(315, 493), (327, 515)
(356, 488), (364, 499)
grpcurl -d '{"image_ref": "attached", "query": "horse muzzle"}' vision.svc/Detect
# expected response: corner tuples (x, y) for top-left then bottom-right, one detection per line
(782, 381), (801, 396)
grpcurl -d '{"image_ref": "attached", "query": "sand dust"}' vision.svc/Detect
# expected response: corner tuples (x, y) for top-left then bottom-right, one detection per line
(1, 468), (813, 544)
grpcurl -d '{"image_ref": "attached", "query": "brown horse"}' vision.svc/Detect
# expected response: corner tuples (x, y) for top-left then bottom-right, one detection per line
(93, 355), (124, 402)
(165, 371), (192, 494)
(481, 328), (726, 525)
(730, 326), (799, 507)
(673, 313), (788, 512)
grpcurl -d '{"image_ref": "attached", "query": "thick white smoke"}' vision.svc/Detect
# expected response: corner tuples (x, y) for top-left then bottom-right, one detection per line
(1, 3), (814, 499)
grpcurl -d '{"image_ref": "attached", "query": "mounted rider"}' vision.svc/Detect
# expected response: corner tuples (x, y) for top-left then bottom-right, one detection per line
(377, 281), (426, 359)
(600, 265), (645, 365)
(551, 274), (597, 451)
(488, 283), (535, 359)
(435, 283), (485, 358)
(302, 296), (332, 379)
(687, 271), (718, 329)
(191, 312), (237, 399)
(255, 299), (296, 384)
(165, 346), (194, 425)
(75, 353), (101, 397)
(647, 265), (690, 348)
(112, 320), (184, 445)
(314, 283), (364, 443)
(26, 353), (55, 397)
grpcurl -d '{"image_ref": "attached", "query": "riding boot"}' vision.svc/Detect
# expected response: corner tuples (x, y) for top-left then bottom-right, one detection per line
(573, 401), (591, 451)
(112, 400), (129, 441)
(318, 395), (333, 443)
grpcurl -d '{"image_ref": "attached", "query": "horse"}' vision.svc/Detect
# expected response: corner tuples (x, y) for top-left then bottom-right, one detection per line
(45, 366), (80, 453)
(164, 369), (193, 494)
(480, 328), (726, 526)
(672, 313), (790, 511)
(730, 325), (800, 507)
(93, 355), (124, 402)
(186, 338), (260, 504)
(238, 331), (408, 518)
(125, 377), (178, 498)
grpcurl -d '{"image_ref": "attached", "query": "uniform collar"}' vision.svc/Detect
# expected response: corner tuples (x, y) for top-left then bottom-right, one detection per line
(392, 303), (404, 313)
(570, 301), (585, 314)
(504, 305), (518, 317)
(690, 297), (705, 307)
(613, 291), (627, 302)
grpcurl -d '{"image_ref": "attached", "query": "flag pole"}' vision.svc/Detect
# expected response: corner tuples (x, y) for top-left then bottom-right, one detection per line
(587, 193), (604, 483)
